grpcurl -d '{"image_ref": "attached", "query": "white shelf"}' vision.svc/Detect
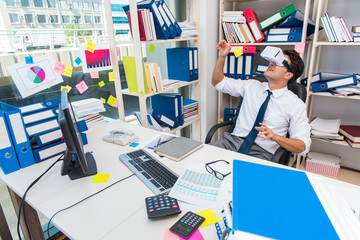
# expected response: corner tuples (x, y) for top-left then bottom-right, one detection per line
(311, 137), (350, 147)
(310, 92), (360, 100)
(168, 117), (200, 134)
(238, 41), (311, 46)
(141, 36), (199, 44)
(315, 41), (360, 46)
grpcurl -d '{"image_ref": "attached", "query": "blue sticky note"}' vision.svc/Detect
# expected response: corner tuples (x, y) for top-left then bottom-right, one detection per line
(75, 57), (82, 65)
(25, 56), (33, 64)
(129, 143), (139, 147)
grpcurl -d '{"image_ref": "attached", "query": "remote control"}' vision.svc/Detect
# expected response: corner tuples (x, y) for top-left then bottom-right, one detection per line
(145, 194), (181, 219)
(170, 211), (205, 239)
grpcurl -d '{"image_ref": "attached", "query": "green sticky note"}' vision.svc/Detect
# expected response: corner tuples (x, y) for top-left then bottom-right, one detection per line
(149, 44), (155, 54)
(234, 47), (243, 58)
(196, 208), (220, 227)
(140, 90), (144, 96)
(92, 173), (110, 183)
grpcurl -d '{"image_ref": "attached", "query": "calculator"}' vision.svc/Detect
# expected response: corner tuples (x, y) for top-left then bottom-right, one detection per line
(145, 194), (181, 219)
(170, 211), (205, 239)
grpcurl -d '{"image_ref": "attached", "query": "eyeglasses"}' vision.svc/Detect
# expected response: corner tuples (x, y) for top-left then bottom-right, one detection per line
(205, 160), (231, 180)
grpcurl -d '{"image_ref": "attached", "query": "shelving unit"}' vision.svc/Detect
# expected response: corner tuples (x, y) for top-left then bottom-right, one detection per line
(120, 0), (201, 140)
(216, 0), (313, 136)
(306, 0), (360, 170)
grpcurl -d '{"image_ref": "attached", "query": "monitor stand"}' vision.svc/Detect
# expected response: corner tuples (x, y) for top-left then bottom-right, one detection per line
(61, 152), (97, 180)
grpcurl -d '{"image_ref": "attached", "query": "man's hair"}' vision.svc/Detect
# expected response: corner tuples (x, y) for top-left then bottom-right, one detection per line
(283, 49), (304, 84)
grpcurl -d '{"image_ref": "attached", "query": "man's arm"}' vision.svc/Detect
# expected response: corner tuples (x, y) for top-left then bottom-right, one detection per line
(211, 40), (232, 87)
(255, 123), (306, 153)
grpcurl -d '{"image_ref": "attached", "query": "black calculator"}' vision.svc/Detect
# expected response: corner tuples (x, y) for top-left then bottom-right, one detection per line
(145, 194), (181, 219)
(170, 211), (205, 239)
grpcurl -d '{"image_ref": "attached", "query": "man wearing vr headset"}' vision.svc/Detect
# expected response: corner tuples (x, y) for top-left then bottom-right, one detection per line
(210, 40), (311, 161)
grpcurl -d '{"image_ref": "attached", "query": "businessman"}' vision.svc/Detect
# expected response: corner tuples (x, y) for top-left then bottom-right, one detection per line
(210, 40), (311, 161)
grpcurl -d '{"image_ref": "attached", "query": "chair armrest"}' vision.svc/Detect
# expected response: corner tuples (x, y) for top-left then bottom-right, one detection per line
(205, 121), (233, 144)
(271, 146), (291, 165)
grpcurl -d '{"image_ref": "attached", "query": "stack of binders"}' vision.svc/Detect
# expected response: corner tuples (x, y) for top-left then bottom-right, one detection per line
(72, 98), (105, 129)
(151, 93), (183, 129)
(306, 72), (357, 93)
(353, 26), (360, 42)
(321, 13), (353, 42)
(223, 108), (237, 122)
(183, 99), (198, 123)
(223, 45), (256, 80)
(123, 0), (182, 40)
(166, 47), (198, 82)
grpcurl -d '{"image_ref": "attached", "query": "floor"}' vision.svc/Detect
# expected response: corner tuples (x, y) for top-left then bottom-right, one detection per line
(1, 163), (360, 240)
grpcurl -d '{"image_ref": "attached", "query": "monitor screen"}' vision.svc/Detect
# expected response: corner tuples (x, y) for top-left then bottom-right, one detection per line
(59, 88), (97, 180)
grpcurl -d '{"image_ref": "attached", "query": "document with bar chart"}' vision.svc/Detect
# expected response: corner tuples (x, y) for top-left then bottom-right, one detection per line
(79, 44), (113, 73)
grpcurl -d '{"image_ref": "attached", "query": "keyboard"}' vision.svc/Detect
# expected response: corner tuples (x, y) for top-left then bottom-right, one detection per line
(119, 149), (179, 195)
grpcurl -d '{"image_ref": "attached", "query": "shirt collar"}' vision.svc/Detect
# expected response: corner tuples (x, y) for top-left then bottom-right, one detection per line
(263, 84), (288, 98)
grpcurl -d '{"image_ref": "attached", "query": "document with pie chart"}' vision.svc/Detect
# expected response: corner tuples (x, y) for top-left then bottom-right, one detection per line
(6, 53), (63, 98)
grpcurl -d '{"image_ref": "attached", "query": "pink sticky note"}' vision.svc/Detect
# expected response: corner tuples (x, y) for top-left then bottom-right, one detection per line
(90, 71), (99, 78)
(163, 228), (179, 240)
(54, 61), (66, 74)
(180, 229), (204, 240)
(294, 43), (305, 54)
(116, 47), (120, 56)
(114, 100), (119, 108)
(76, 80), (89, 94)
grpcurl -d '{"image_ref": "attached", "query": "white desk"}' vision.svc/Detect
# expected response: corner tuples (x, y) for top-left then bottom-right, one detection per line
(1, 120), (360, 240)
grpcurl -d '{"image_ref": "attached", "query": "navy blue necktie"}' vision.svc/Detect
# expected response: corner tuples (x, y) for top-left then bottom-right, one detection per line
(238, 90), (272, 154)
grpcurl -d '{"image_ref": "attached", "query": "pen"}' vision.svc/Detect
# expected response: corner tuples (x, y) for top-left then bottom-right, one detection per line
(156, 138), (161, 148)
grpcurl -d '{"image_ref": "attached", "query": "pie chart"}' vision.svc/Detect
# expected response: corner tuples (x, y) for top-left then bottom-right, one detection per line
(27, 66), (46, 84)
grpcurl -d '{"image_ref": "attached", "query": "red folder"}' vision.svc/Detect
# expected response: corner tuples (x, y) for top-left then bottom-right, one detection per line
(243, 8), (265, 43)
(126, 10), (147, 41)
(229, 45), (256, 54)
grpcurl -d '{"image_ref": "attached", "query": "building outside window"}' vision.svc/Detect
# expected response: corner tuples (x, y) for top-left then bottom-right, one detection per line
(74, 16), (81, 23)
(34, 0), (43, 7)
(59, 0), (67, 9)
(62, 15), (70, 23)
(25, 14), (33, 23)
(94, 16), (101, 23)
(9, 14), (19, 23)
(50, 15), (58, 23)
(21, 0), (30, 7)
(82, 2), (90, 10)
(84, 16), (92, 23)
(47, 0), (56, 8)
(37, 15), (46, 23)
(93, 2), (99, 10)
(72, 2), (79, 9)
(5, 0), (15, 6)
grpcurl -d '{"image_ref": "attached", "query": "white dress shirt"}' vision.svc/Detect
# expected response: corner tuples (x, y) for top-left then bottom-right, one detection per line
(215, 77), (311, 155)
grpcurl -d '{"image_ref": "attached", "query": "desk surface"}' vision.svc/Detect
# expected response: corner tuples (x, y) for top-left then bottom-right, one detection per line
(1, 120), (360, 240)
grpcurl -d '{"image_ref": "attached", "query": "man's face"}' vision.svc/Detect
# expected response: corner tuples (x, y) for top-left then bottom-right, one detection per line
(264, 55), (292, 82)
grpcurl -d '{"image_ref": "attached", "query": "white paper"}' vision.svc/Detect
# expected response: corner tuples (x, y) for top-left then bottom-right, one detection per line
(310, 117), (341, 134)
(6, 54), (63, 98)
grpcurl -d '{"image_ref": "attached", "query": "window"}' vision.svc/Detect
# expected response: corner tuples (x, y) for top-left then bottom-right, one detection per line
(47, 0), (56, 8)
(24, 14), (33, 23)
(112, 16), (128, 24)
(9, 14), (18, 23)
(50, 15), (58, 23)
(94, 16), (101, 23)
(111, 4), (125, 12)
(84, 16), (91, 23)
(21, 0), (30, 7)
(59, 0), (67, 9)
(37, 15), (46, 23)
(93, 2), (99, 10)
(34, 0), (43, 7)
(5, 0), (15, 6)
(72, 2), (79, 9)
(82, 2), (89, 10)
(62, 15), (70, 23)
(116, 30), (129, 35)
(74, 16), (81, 23)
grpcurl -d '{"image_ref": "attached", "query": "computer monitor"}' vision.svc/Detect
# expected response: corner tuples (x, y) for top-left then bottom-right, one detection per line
(59, 88), (97, 180)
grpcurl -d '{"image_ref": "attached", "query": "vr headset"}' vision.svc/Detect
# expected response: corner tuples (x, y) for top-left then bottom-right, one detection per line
(260, 46), (296, 83)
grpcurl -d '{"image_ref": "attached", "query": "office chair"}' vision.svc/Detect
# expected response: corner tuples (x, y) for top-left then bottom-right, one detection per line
(205, 76), (307, 166)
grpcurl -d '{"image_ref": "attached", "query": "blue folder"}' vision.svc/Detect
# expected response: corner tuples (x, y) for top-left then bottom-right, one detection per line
(277, 10), (316, 36)
(155, 1), (177, 38)
(232, 160), (339, 240)
(32, 140), (66, 163)
(0, 111), (20, 174)
(30, 127), (62, 148)
(235, 55), (244, 80)
(228, 54), (236, 79)
(22, 107), (59, 126)
(18, 98), (60, 115)
(166, 48), (194, 82)
(311, 74), (357, 92)
(190, 47), (199, 81)
(0, 102), (35, 168)
(159, 0), (182, 36)
(25, 117), (59, 137)
(151, 93), (183, 128)
(265, 27), (303, 42)
(243, 54), (254, 80)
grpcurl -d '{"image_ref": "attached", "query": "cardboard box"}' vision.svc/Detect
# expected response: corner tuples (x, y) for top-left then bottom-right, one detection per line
(306, 152), (341, 177)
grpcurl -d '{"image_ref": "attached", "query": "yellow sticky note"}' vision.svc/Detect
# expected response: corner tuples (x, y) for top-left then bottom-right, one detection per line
(92, 173), (110, 183)
(98, 81), (105, 87)
(140, 90), (144, 96)
(100, 98), (106, 103)
(85, 40), (96, 53)
(109, 72), (115, 82)
(234, 47), (243, 58)
(60, 85), (72, 93)
(107, 95), (117, 107)
(149, 43), (155, 54)
(196, 208), (220, 227)
(63, 65), (73, 77)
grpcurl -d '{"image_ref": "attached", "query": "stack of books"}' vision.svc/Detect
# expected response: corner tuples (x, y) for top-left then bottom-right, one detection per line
(123, 0), (182, 41)
(144, 62), (163, 93)
(339, 125), (360, 148)
(183, 99), (198, 123)
(309, 117), (344, 141)
(222, 11), (255, 43)
(178, 21), (198, 37)
(352, 26), (360, 42)
(321, 13), (353, 42)
(72, 98), (105, 128)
